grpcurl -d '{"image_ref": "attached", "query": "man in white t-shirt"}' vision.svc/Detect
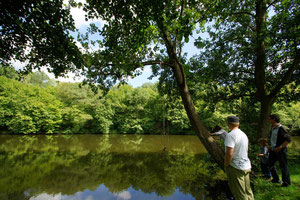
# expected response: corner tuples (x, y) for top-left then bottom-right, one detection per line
(224, 116), (254, 200)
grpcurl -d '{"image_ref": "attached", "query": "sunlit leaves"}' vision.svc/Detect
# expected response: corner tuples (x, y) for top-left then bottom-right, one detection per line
(0, 76), (63, 134)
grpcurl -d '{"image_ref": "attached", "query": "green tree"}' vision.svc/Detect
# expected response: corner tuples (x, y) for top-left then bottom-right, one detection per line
(60, 106), (93, 134)
(273, 101), (300, 135)
(0, 0), (83, 74)
(105, 85), (159, 134)
(55, 82), (102, 133)
(0, 76), (63, 134)
(193, 0), (299, 138)
(0, 65), (18, 80)
(78, 0), (225, 168)
(23, 71), (56, 87)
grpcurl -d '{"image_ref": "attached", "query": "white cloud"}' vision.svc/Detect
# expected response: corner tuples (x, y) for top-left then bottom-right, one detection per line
(30, 193), (63, 200)
(113, 190), (132, 200)
(84, 195), (94, 200)
(68, 0), (106, 29)
(10, 60), (26, 70)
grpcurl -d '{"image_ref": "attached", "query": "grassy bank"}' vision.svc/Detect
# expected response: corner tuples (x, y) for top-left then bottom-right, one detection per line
(253, 149), (300, 200)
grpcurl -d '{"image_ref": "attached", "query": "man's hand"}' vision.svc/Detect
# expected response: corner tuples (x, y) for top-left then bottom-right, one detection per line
(224, 146), (234, 166)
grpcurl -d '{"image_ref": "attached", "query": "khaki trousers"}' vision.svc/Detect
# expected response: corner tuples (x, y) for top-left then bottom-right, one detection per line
(225, 165), (254, 200)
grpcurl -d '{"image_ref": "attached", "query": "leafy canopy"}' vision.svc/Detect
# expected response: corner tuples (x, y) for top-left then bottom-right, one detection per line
(80, 0), (207, 89)
(0, 0), (83, 75)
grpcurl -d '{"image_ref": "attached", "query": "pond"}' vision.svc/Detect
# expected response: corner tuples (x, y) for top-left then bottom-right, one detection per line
(0, 134), (230, 200)
(1, 135), (299, 200)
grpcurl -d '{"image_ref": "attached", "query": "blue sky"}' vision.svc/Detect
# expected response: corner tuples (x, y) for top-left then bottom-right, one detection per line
(29, 184), (196, 200)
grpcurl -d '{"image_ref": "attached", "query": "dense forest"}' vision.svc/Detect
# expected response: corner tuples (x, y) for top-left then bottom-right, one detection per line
(1, 66), (299, 139)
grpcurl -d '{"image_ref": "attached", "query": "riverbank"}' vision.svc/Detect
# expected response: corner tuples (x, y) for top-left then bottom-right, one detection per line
(253, 149), (300, 200)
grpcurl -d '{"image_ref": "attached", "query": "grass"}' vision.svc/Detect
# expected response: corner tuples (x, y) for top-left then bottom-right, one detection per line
(253, 149), (300, 200)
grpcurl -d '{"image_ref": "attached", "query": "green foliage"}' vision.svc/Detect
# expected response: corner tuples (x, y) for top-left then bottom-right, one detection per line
(0, 73), (298, 136)
(0, 76), (63, 134)
(273, 101), (300, 135)
(0, 65), (19, 80)
(105, 85), (160, 134)
(0, 0), (83, 75)
(23, 71), (56, 87)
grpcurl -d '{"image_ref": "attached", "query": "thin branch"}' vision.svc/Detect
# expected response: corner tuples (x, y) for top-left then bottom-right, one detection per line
(142, 60), (173, 67)
(267, 0), (280, 9)
(248, 25), (256, 32)
(233, 11), (255, 18)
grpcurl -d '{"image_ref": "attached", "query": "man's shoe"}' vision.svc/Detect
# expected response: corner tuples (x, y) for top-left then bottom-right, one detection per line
(271, 179), (281, 184)
(281, 183), (290, 187)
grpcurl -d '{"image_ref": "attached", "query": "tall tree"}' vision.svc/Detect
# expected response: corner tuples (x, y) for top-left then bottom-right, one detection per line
(78, 0), (225, 168)
(0, 0), (83, 75)
(193, 0), (299, 138)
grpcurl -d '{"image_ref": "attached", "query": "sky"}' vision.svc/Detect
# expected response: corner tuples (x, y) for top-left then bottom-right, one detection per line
(11, 1), (202, 88)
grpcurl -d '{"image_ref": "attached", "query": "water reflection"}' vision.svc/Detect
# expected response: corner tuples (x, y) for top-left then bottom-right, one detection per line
(29, 186), (194, 200)
(0, 135), (226, 200)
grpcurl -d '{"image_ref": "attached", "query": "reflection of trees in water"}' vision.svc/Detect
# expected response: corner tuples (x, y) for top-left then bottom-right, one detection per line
(0, 135), (226, 200)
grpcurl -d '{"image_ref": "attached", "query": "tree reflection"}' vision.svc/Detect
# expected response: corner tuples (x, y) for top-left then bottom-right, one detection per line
(0, 135), (226, 200)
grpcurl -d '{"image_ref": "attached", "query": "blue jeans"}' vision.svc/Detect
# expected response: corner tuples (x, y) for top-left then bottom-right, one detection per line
(267, 148), (291, 185)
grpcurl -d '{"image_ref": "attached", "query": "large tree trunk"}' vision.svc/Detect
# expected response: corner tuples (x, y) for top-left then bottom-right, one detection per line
(257, 97), (273, 138)
(254, 0), (270, 139)
(171, 58), (225, 170)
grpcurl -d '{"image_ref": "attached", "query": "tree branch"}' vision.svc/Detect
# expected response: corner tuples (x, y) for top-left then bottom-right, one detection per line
(267, 0), (280, 9)
(248, 25), (256, 32)
(233, 11), (255, 18)
(269, 50), (300, 97)
(141, 60), (173, 67)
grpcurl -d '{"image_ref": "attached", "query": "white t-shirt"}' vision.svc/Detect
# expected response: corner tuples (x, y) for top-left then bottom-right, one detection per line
(225, 128), (251, 170)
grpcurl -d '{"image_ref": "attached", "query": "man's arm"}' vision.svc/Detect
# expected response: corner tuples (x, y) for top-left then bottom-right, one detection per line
(274, 127), (291, 152)
(274, 141), (289, 152)
(224, 146), (234, 166)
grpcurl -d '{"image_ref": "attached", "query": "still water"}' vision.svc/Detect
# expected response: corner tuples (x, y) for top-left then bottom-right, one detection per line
(1, 135), (299, 200)
(0, 135), (229, 200)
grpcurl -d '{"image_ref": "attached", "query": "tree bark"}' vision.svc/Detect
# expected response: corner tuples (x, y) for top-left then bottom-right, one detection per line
(256, 97), (273, 138)
(255, 0), (270, 139)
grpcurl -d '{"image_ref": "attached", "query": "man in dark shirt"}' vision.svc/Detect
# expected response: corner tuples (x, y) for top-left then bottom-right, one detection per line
(268, 114), (291, 187)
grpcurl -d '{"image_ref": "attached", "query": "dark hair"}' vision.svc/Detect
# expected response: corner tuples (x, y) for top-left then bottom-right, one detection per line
(269, 114), (280, 123)
(211, 125), (222, 133)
